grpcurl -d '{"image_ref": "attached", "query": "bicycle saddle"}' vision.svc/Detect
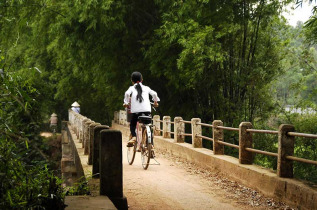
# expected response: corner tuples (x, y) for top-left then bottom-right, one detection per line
(138, 116), (152, 124)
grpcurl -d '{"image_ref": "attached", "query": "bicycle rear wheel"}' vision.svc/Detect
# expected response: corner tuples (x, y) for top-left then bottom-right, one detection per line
(127, 134), (136, 165)
(141, 128), (151, 170)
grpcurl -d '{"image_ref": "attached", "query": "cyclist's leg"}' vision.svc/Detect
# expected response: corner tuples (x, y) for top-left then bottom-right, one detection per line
(127, 113), (138, 146)
(130, 113), (138, 137)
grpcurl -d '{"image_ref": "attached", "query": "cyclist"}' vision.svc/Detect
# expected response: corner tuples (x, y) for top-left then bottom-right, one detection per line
(123, 72), (159, 147)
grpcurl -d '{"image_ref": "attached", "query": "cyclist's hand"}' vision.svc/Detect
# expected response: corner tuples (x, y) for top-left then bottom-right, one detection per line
(153, 101), (159, 107)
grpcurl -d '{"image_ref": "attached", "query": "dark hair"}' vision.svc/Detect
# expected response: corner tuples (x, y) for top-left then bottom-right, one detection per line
(131, 72), (143, 103)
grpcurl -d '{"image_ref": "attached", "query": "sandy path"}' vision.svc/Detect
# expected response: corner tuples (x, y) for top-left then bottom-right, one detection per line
(122, 135), (246, 210)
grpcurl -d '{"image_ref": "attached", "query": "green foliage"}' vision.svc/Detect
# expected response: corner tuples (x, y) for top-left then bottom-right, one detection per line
(64, 173), (94, 196)
(252, 125), (279, 170)
(145, 0), (287, 125)
(0, 50), (65, 208)
(1, 0), (292, 126)
(0, 139), (65, 209)
(64, 177), (90, 196)
(1, 0), (316, 185)
(303, 0), (317, 43)
(272, 22), (317, 107)
(289, 114), (317, 183)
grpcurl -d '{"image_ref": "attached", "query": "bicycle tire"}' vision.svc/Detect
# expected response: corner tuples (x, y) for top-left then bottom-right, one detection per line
(127, 134), (136, 165)
(141, 128), (151, 170)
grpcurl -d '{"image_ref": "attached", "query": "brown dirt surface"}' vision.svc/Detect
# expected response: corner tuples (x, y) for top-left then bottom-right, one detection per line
(122, 135), (296, 210)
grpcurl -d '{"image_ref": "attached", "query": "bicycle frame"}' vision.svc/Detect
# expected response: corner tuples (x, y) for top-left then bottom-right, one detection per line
(136, 122), (152, 146)
(136, 121), (143, 149)
(145, 125), (152, 144)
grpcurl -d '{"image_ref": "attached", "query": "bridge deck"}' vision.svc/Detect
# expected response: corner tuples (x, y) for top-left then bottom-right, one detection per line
(66, 123), (295, 210)
(122, 134), (243, 209)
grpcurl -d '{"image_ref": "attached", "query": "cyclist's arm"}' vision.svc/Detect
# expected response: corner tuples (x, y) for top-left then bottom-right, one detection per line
(123, 87), (133, 106)
(148, 88), (160, 102)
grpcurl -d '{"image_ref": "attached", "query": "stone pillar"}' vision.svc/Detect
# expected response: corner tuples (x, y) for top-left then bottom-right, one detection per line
(68, 110), (73, 124)
(71, 113), (76, 134)
(119, 110), (126, 125)
(212, 120), (224, 155)
(239, 122), (253, 164)
(92, 125), (109, 178)
(82, 119), (90, 148)
(84, 120), (94, 153)
(88, 122), (101, 165)
(78, 115), (84, 139)
(79, 118), (88, 143)
(278, 124), (295, 178)
(100, 130), (128, 210)
(174, 117), (184, 143)
(163, 116), (171, 138)
(76, 115), (80, 138)
(61, 121), (75, 186)
(124, 111), (129, 126)
(191, 118), (202, 148)
(153, 115), (161, 136)
(114, 111), (118, 123)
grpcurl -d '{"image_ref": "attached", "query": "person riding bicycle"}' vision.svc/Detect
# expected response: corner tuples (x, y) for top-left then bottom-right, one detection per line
(123, 72), (159, 147)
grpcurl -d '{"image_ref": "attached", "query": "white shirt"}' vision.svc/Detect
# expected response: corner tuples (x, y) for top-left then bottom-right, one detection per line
(124, 83), (160, 113)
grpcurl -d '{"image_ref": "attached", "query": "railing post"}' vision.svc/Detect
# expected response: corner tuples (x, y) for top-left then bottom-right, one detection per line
(163, 116), (171, 138)
(61, 121), (75, 186)
(239, 122), (253, 164)
(76, 115), (80, 138)
(68, 109), (73, 128)
(278, 124), (295, 178)
(80, 118), (88, 143)
(212, 120), (224, 154)
(72, 113), (77, 137)
(119, 110), (125, 125)
(191, 118), (202, 148)
(84, 120), (94, 153)
(100, 130), (128, 210)
(174, 117), (184, 143)
(153, 115), (161, 136)
(124, 111), (129, 126)
(75, 115), (80, 138)
(114, 111), (119, 123)
(92, 125), (109, 178)
(88, 122), (101, 165)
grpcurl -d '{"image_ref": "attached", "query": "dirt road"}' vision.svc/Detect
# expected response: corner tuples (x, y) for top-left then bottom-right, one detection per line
(123, 137), (246, 210)
(122, 133), (294, 210)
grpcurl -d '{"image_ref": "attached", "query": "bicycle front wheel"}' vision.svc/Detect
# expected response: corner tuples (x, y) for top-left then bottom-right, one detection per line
(127, 134), (137, 165)
(141, 128), (151, 170)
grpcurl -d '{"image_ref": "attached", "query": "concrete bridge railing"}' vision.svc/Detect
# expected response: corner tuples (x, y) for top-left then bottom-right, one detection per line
(113, 110), (317, 210)
(62, 109), (128, 209)
(114, 111), (317, 178)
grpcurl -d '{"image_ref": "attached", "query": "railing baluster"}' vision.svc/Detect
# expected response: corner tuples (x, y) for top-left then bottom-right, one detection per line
(212, 120), (224, 155)
(239, 122), (253, 164)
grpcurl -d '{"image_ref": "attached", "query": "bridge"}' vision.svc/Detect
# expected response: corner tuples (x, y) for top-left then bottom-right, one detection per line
(61, 110), (317, 210)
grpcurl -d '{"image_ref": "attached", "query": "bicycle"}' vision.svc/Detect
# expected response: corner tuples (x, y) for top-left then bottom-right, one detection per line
(126, 104), (159, 170)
